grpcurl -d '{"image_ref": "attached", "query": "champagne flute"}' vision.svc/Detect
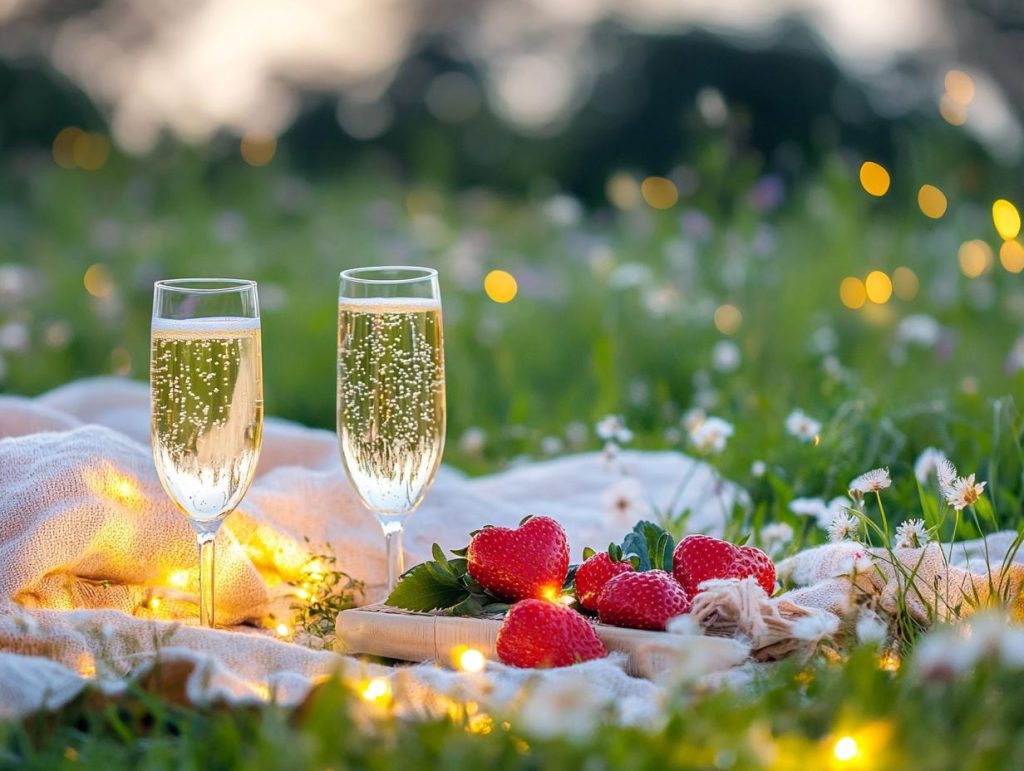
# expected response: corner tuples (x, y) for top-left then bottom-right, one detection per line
(337, 267), (446, 593)
(150, 279), (263, 627)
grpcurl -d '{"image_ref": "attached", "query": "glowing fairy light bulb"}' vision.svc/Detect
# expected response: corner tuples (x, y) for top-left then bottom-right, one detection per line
(833, 735), (859, 762)
(458, 647), (486, 673)
(361, 678), (391, 702)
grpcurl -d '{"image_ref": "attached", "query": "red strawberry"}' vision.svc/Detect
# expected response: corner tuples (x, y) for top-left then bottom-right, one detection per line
(496, 599), (607, 668)
(596, 569), (691, 631)
(672, 534), (776, 598)
(467, 516), (569, 602)
(575, 552), (634, 611)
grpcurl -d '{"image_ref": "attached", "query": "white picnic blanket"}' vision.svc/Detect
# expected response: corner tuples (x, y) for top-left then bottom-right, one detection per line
(0, 377), (740, 720)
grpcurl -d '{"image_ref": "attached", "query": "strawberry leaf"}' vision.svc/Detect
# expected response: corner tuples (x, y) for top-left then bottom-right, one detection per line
(386, 562), (472, 612)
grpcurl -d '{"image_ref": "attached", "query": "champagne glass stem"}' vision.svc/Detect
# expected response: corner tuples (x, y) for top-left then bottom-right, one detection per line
(197, 531), (217, 627)
(381, 518), (405, 592)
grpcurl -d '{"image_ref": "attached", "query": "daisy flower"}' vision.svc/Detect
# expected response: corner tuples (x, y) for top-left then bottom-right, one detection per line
(849, 467), (891, 497)
(936, 458), (958, 491)
(942, 474), (987, 511)
(688, 416), (734, 455)
(602, 477), (652, 526)
(595, 415), (633, 444)
(893, 518), (930, 549)
(785, 409), (822, 443)
(760, 522), (794, 555)
(828, 511), (861, 543)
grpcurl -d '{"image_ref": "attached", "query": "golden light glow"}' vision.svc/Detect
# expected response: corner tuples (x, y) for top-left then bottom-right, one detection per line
(992, 199), (1021, 240)
(457, 647), (486, 673)
(945, 70), (975, 105)
(606, 173), (640, 210)
(917, 184), (947, 219)
(240, 132), (277, 166)
(640, 176), (679, 210)
(891, 267), (919, 300)
(1000, 240), (1024, 273)
(168, 570), (190, 589)
(833, 736), (859, 762)
(73, 133), (111, 171)
(858, 162), (890, 197)
(84, 263), (114, 298)
(713, 304), (742, 335)
(939, 95), (967, 126)
(958, 239), (993, 278)
(540, 585), (560, 602)
(275, 623), (289, 637)
(877, 650), (901, 672)
(53, 127), (83, 169)
(361, 678), (391, 702)
(839, 277), (866, 310)
(149, 597), (162, 610)
(864, 271), (893, 304)
(76, 655), (96, 677)
(484, 270), (518, 303)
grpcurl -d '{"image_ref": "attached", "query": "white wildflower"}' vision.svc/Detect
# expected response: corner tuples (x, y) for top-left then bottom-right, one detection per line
(602, 477), (652, 526)
(595, 414), (633, 444)
(0, 321), (29, 352)
(895, 314), (942, 347)
(828, 511), (861, 543)
(688, 416), (734, 455)
(785, 409), (822, 443)
(855, 609), (888, 646)
(565, 421), (588, 449)
(542, 194), (583, 228)
(893, 519), (930, 549)
(759, 523), (793, 555)
(750, 460), (767, 478)
(790, 496), (851, 529)
(540, 436), (563, 456)
(942, 474), (987, 511)
(848, 467), (891, 496)
(682, 408), (706, 432)
(608, 262), (652, 290)
(790, 613), (839, 643)
(711, 340), (741, 373)
(457, 427), (486, 456)
(914, 447), (951, 486)
(937, 458), (958, 491)
(515, 672), (612, 741)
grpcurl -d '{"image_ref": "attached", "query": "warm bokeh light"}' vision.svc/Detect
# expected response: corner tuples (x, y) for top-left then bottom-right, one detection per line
(457, 647), (486, 673)
(713, 304), (742, 335)
(839, 277), (866, 309)
(540, 585), (560, 602)
(877, 650), (901, 672)
(858, 162), (890, 197)
(276, 623), (290, 637)
(606, 173), (640, 210)
(944, 69), (975, 105)
(864, 271), (892, 304)
(992, 199), (1021, 240)
(52, 127), (83, 169)
(891, 267), (919, 300)
(84, 264), (114, 299)
(484, 270), (518, 303)
(74, 133), (111, 171)
(168, 570), (190, 589)
(939, 95), (967, 126)
(833, 735), (859, 762)
(640, 176), (679, 210)
(110, 347), (132, 376)
(361, 678), (391, 702)
(1000, 240), (1024, 273)
(917, 184), (947, 219)
(241, 132), (277, 166)
(958, 240), (994, 278)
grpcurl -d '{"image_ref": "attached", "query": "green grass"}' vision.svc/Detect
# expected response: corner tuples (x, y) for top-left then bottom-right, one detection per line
(1, 124), (1024, 767)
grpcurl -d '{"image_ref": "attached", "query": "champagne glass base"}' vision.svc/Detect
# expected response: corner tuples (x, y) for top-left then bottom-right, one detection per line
(377, 514), (407, 594)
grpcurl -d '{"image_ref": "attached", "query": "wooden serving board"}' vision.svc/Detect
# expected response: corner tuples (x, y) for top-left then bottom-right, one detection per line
(335, 604), (748, 679)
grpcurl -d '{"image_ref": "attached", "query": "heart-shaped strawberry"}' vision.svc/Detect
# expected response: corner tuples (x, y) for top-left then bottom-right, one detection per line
(672, 534), (776, 598)
(467, 515), (569, 601)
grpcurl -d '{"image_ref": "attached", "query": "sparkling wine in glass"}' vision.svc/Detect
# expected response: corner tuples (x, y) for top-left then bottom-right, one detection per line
(151, 279), (263, 627)
(337, 267), (446, 592)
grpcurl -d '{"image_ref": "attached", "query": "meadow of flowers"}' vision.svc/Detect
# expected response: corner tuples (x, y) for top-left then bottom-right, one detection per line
(3, 121), (1024, 767)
